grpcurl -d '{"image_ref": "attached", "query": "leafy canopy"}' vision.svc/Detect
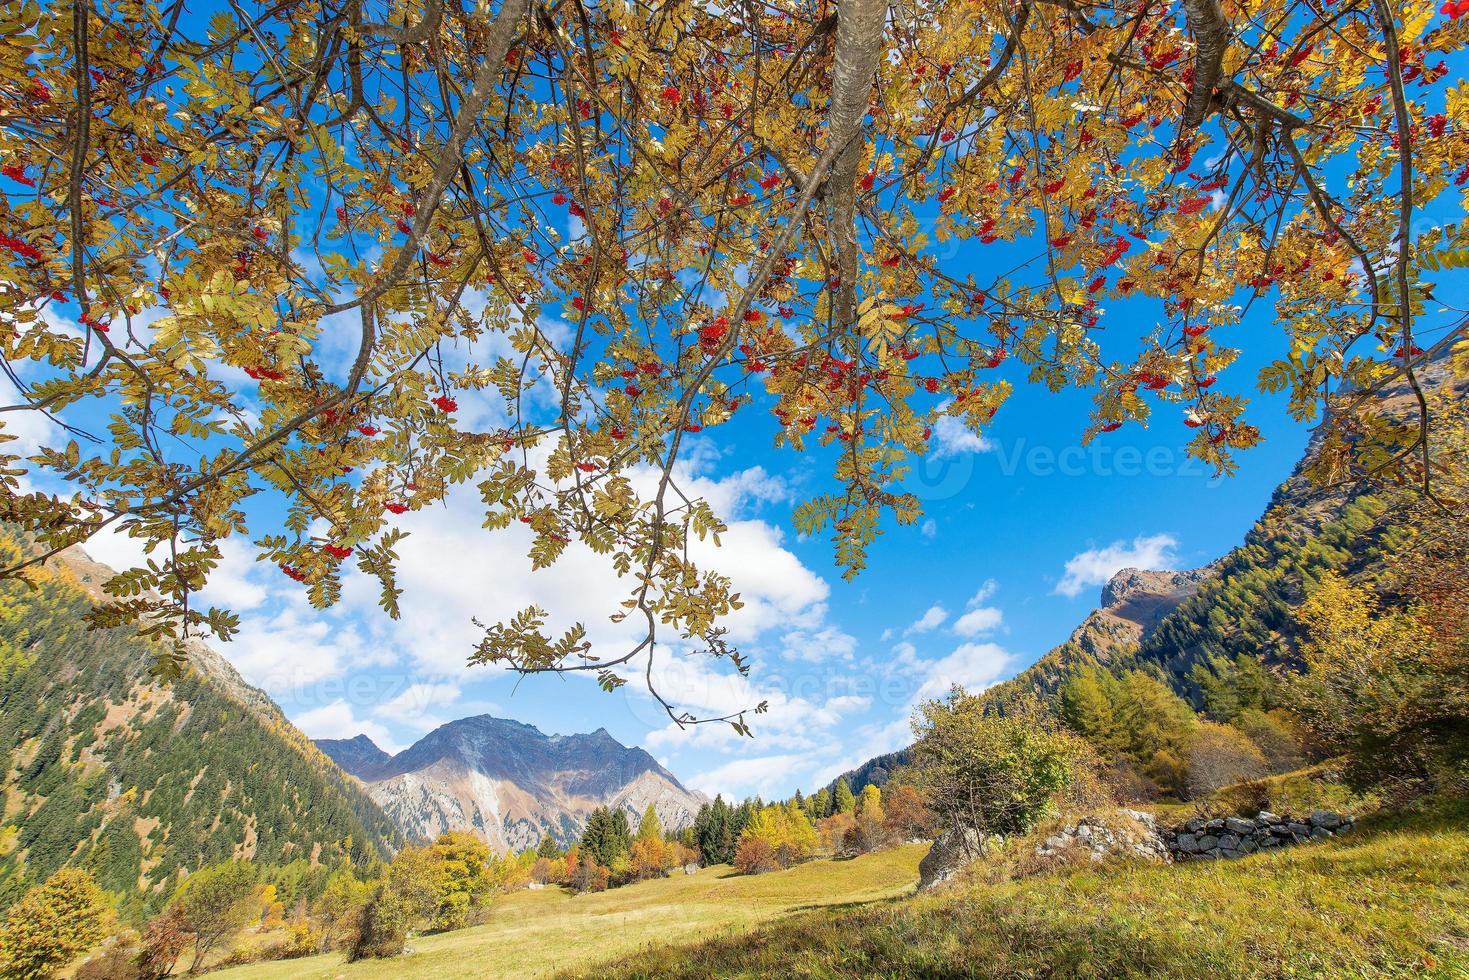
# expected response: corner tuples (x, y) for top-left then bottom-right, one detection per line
(1, 0), (1465, 727)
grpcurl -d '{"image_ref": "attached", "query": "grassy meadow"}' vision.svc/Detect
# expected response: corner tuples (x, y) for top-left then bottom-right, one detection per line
(208, 794), (1469, 979)
(209, 843), (926, 980)
(603, 796), (1469, 979)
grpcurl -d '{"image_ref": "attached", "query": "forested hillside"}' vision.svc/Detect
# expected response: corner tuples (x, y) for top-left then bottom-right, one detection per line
(0, 536), (400, 920)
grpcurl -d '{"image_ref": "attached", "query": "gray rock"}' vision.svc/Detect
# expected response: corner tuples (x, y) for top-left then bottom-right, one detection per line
(1205, 818), (1226, 832)
(1225, 817), (1255, 835)
(1240, 838), (1258, 854)
(1310, 826), (1333, 841)
(1270, 824), (1295, 837)
(1219, 848), (1241, 859)
(1258, 835), (1279, 847)
(1184, 817), (1207, 834)
(1176, 833), (1200, 853)
(1287, 822), (1312, 836)
(918, 827), (987, 891)
(1217, 833), (1242, 851)
(1256, 811), (1282, 825)
(1197, 835), (1219, 851)
(1309, 810), (1344, 830)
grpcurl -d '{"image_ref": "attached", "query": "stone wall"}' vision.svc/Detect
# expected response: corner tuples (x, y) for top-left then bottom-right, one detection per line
(1165, 810), (1353, 860)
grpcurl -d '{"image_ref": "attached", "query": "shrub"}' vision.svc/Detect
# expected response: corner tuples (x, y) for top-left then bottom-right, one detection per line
(134, 907), (188, 980)
(1288, 569), (1469, 789)
(734, 803), (817, 873)
(348, 883), (413, 961)
(912, 690), (1093, 839)
(1186, 722), (1268, 798)
(732, 836), (778, 875)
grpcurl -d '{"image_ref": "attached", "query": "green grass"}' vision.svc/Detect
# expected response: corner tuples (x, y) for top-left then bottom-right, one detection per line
(212, 797), (1469, 979)
(209, 844), (926, 980)
(598, 796), (1469, 979)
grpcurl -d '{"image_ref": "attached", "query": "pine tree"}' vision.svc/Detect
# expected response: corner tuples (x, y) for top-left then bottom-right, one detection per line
(536, 834), (561, 859)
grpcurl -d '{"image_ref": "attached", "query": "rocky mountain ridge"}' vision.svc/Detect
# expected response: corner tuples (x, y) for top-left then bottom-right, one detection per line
(318, 716), (706, 853)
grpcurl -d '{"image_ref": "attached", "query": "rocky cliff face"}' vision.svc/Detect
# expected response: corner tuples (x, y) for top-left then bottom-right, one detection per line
(1068, 564), (1218, 662)
(317, 716), (705, 852)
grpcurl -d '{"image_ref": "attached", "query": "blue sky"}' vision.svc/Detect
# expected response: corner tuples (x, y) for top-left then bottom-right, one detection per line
(44, 279), (1318, 802)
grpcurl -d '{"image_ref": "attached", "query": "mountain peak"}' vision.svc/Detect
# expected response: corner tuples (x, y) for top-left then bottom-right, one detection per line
(314, 714), (702, 852)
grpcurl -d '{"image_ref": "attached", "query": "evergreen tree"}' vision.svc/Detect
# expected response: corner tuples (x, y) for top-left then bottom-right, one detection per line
(536, 834), (561, 860)
(810, 788), (832, 820)
(636, 803), (663, 842)
(834, 778), (856, 814)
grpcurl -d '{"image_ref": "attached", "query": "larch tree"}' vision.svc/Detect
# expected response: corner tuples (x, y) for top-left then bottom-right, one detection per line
(0, 0), (1465, 731)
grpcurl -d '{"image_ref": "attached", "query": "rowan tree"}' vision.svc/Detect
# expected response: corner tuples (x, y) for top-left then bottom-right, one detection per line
(1, 0), (1465, 728)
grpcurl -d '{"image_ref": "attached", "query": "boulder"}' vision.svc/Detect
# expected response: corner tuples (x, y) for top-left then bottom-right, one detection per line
(1309, 810), (1344, 830)
(1310, 826), (1333, 841)
(1287, 822), (1312, 836)
(1216, 833), (1241, 851)
(1176, 833), (1200, 854)
(1224, 817), (1255, 836)
(1196, 835), (1219, 851)
(918, 827), (987, 891)
(1256, 811), (1282, 825)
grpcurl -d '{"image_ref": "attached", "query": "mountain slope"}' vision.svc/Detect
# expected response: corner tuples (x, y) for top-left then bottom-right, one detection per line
(318, 717), (706, 852)
(829, 564), (1217, 795)
(833, 358), (1464, 792)
(0, 536), (400, 915)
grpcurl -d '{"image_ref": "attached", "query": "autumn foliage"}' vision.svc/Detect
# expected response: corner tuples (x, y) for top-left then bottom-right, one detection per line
(0, 0), (1465, 724)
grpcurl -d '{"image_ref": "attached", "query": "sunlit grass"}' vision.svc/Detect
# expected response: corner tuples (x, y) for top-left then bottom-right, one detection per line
(209, 844), (926, 980)
(598, 796), (1469, 979)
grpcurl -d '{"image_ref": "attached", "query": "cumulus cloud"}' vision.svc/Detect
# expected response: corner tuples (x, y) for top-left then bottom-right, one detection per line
(336, 456), (834, 680)
(904, 604), (948, 635)
(1054, 533), (1178, 598)
(952, 606), (1002, 637)
(912, 641), (1015, 703)
(689, 753), (811, 799)
(952, 579), (1002, 637)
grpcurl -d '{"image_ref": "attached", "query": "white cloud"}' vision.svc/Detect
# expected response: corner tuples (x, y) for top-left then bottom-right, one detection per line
(952, 579), (1002, 637)
(780, 625), (857, 663)
(920, 519), (937, 539)
(224, 606), (374, 689)
(952, 606), (1002, 637)
(929, 415), (994, 459)
(1054, 533), (1179, 599)
(374, 682), (464, 726)
(338, 457), (834, 680)
(196, 538), (268, 612)
(912, 641), (1015, 703)
(689, 753), (811, 799)
(904, 604), (948, 636)
(294, 699), (400, 753)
